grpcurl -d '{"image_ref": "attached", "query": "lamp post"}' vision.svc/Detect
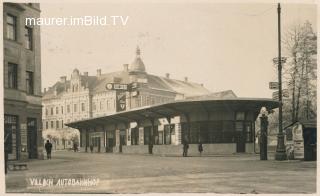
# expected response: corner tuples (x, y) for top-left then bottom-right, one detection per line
(274, 3), (287, 161)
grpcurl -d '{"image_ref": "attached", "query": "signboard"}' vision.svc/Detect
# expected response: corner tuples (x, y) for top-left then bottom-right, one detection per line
(269, 82), (279, 90)
(116, 91), (126, 112)
(106, 83), (128, 91)
(272, 89), (289, 100)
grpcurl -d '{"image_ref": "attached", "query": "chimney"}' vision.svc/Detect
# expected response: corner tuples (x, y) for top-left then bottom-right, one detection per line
(165, 73), (170, 78)
(97, 69), (101, 77)
(83, 72), (88, 76)
(60, 76), (67, 83)
(123, 64), (129, 72)
(43, 88), (46, 93)
(184, 77), (188, 82)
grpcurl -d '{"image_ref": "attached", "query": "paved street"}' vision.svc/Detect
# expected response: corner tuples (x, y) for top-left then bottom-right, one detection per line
(6, 151), (316, 194)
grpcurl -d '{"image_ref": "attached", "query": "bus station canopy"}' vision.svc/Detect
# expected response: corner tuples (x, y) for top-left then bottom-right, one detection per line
(66, 98), (279, 129)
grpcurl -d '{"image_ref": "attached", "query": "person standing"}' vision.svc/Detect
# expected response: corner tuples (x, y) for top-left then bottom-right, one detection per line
(198, 142), (203, 156)
(45, 140), (53, 160)
(182, 141), (189, 157)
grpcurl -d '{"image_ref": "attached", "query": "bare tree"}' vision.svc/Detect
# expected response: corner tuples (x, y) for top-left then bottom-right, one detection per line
(282, 21), (317, 123)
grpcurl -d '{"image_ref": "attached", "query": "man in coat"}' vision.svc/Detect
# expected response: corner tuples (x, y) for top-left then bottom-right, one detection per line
(45, 140), (53, 160)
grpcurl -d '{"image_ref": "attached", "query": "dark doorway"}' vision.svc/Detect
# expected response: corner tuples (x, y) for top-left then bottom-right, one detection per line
(27, 118), (38, 159)
(107, 138), (114, 152)
(119, 129), (126, 153)
(235, 121), (246, 153)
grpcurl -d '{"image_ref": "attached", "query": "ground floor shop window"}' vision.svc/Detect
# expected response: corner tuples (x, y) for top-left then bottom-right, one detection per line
(4, 115), (18, 154)
(153, 126), (159, 145)
(91, 136), (101, 147)
(181, 121), (253, 144)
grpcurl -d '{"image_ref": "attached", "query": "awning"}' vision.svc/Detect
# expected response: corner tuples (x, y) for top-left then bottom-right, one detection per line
(66, 98), (279, 129)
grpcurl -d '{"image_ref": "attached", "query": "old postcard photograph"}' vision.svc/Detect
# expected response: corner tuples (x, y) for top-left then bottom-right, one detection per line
(2, 0), (317, 194)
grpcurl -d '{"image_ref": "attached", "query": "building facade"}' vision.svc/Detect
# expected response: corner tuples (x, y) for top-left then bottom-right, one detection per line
(4, 3), (43, 160)
(42, 47), (210, 150)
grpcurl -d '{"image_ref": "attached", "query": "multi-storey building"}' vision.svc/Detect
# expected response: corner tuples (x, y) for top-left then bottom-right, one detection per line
(4, 3), (43, 160)
(42, 47), (210, 149)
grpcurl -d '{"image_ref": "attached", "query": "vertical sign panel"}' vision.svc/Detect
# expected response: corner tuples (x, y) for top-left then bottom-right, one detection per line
(116, 91), (126, 112)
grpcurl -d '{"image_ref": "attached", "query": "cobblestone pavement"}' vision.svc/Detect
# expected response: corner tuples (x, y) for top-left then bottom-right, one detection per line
(5, 151), (316, 194)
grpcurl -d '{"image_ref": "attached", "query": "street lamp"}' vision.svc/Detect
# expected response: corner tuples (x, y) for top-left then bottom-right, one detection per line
(274, 3), (287, 161)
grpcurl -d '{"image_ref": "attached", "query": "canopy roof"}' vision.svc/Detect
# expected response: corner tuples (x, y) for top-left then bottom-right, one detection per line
(66, 98), (279, 129)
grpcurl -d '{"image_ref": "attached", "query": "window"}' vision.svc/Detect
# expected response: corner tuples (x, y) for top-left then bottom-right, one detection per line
(7, 14), (16, 40)
(45, 121), (48, 129)
(50, 108), (53, 115)
(61, 120), (64, 128)
(24, 26), (33, 50)
(93, 103), (96, 111)
(45, 108), (48, 116)
(81, 103), (85, 111)
(51, 121), (54, 128)
(26, 71), (34, 94)
(74, 104), (77, 112)
(56, 107), (59, 114)
(236, 112), (245, 121)
(8, 63), (18, 89)
(67, 105), (70, 113)
(4, 115), (18, 153)
(56, 121), (59, 129)
(61, 106), (63, 114)
(100, 101), (103, 110)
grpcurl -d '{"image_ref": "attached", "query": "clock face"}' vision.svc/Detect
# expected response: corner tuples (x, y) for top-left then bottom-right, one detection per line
(106, 83), (113, 90)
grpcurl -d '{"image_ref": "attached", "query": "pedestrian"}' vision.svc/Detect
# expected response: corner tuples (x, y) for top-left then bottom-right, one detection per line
(73, 142), (78, 152)
(90, 144), (93, 153)
(198, 142), (203, 156)
(45, 140), (53, 160)
(182, 141), (189, 157)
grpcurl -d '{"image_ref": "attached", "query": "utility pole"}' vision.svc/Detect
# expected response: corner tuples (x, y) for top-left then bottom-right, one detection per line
(275, 3), (287, 161)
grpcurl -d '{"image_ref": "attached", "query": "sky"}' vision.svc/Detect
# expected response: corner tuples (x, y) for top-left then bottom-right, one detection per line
(40, 1), (317, 98)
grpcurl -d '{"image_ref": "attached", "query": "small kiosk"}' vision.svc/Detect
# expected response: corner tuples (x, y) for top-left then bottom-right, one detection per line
(285, 120), (317, 161)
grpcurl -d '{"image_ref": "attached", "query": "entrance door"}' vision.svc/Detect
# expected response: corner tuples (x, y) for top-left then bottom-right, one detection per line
(27, 118), (38, 159)
(235, 121), (246, 153)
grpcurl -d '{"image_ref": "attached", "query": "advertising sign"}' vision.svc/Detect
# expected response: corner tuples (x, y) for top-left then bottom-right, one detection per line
(116, 91), (126, 112)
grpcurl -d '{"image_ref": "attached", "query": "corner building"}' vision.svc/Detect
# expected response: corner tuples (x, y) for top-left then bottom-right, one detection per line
(4, 3), (43, 160)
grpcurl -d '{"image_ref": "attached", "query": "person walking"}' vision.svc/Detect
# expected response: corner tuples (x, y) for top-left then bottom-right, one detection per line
(182, 141), (189, 157)
(45, 140), (53, 160)
(198, 142), (203, 156)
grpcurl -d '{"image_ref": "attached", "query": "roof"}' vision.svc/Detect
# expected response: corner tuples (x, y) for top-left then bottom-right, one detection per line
(66, 98), (279, 129)
(43, 70), (210, 99)
(284, 120), (317, 130)
(186, 90), (237, 100)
